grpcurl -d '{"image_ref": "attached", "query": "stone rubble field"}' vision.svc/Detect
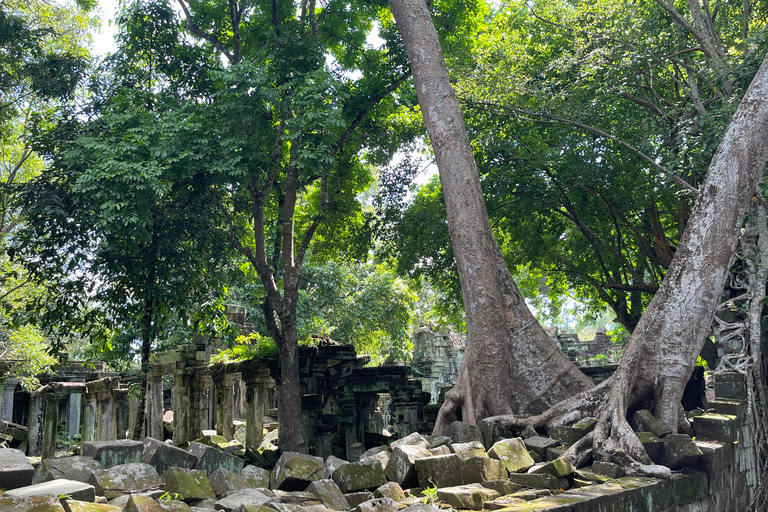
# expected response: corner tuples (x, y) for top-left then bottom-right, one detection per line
(0, 409), (749, 512)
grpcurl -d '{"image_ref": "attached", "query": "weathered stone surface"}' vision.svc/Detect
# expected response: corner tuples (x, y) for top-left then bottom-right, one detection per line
(332, 461), (386, 493)
(630, 410), (672, 438)
(449, 441), (486, 461)
(271, 453), (324, 492)
(88, 463), (163, 500)
(443, 422), (482, 445)
(384, 445), (431, 489)
(436, 484), (498, 510)
(33, 457), (102, 485)
(635, 431), (663, 463)
(322, 457), (348, 480)
(343, 492), (373, 508)
(360, 447), (388, 460)
(0, 494), (66, 512)
(82, 441), (143, 469)
(476, 420), (512, 451)
(300, 506), (330, 512)
(231, 505), (274, 512)
(487, 438), (534, 474)
(270, 491), (316, 504)
(63, 500), (121, 512)
(214, 489), (274, 512)
(125, 495), (192, 512)
(187, 499), (215, 510)
(264, 502), (305, 512)
(692, 413), (737, 443)
(428, 446), (450, 456)
(529, 458), (575, 478)
(506, 472), (560, 490)
(241, 466), (270, 489)
(399, 504), (441, 512)
(460, 457), (506, 484)
(519, 427), (538, 439)
(373, 483), (405, 502)
(5, 479), (95, 502)
(414, 454), (463, 489)
(0, 448), (34, 490)
(660, 434), (703, 470)
(479, 480), (523, 496)
(389, 434), (429, 450)
(209, 468), (249, 496)
(693, 440), (735, 473)
(544, 447), (567, 462)
(548, 418), (597, 446)
(162, 468), (215, 503)
(108, 491), (165, 506)
(349, 497), (397, 512)
(424, 436), (451, 450)
(188, 443), (244, 477)
(591, 461), (624, 479)
(670, 471), (708, 504)
(143, 438), (198, 476)
(360, 451), (389, 473)
(306, 479), (349, 510)
(522, 437), (559, 458)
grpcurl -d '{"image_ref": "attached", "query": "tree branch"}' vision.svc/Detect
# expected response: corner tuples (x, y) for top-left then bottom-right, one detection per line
(176, 0), (235, 63)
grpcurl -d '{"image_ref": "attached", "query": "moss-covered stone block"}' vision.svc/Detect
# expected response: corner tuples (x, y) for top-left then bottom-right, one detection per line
(436, 484), (499, 510)
(660, 434), (703, 470)
(522, 437), (559, 458)
(124, 495), (191, 512)
(306, 479), (350, 510)
(414, 455), (463, 489)
(332, 461), (386, 493)
(630, 410), (672, 438)
(530, 458), (576, 479)
(634, 432), (663, 463)
(162, 468), (214, 503)
(63, 501), (121, 512)
(505, 473), (560, 490)
(670, 471), (708, 504)
(487, 439), (534, 474)
(460, 457), (506, 484)
(241, 465), (270, 489)
(82, 441), (143, 470)
(693, 413), (737, 443)
(88, 463), (162, 500)
(449, 441), (487, 461)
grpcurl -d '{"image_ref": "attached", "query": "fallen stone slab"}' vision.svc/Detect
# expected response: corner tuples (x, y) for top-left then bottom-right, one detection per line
(660, 434), (703, 470)
(271, 453), (324, 491)
(591, 461), (624, 479)
(522, 437), (559, 458)
(424, 436), (451, 450)
(449, 441), (486, 461)
(108, 491), (166, 508)
(360, 447), (388, 459)
(443, 422), (482, 445)
(373, 482), (405, 502)
(264, 503), (305, 512)
(506, 472), (560, 490)
(385, 445), (432, 489)
(4, 479), (95, 502)
(301, 505), (331, 512)
(63, 500), (122, 512)
(548, 417), (597, 447)
(360, 451), (389, 473)
(436, 483), (499, 510)
(143, 438), (198, 476)
(0, 448), (35, 490)
(332, 460), (386, 493)
(188, 443), (244, 477)
(544, 446), (567, 462)
(488, 438), (534, 474)
(209, 468), (249, 496)
(271, 491), (317, 504)
(0, 495), (66, 512)
(162, 468), (215, 503)
(125, 495), (192, 512)
(635, 431), (664, 463)
(33, 456), (102, 485)
(529, 458), (575, 478)
(399, 504), (441, 512)
(343, 492), (373, 508)
(187, 498), (215, 510)
(482, 496), (526, 510)
(240, 466), (270, 489)
(323, 457), (348, 480)
(349, 497), (397, 512)
(88, 463), (163, 500)
(476, 419), (513, 451)
(694, 440), (735, 474)
(479, 480), (523, 496)
(231, 505), (274, 512)
(390, 433), (429, 450)
(414, 454), (463, 489)
(82, 441), (143, 469)
(692, 413), (738, 444)
(630, 410), (673, 438)
(461, 457), (506, 484)
(306, 479), (349, 511)
(214, 489), (275, 512)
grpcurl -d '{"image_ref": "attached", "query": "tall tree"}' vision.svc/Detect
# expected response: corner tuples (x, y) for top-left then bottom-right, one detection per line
(389, 0), (768, 477)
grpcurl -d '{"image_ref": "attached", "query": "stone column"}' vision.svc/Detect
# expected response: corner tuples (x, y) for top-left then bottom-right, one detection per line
(214, 372), (239, 440)
(67, 393), (82, 436)
(96, 389), (114, 441)
(0, 378), (18, 422)
(196, 374), (213, 434)
(243, 369), (273, 452)
(146, 367), (165, 441)
(41, 393), (62, 460)
(112, 389), (129, 439)
(26, 393), (44, 456)
(82, 392), (98, 443)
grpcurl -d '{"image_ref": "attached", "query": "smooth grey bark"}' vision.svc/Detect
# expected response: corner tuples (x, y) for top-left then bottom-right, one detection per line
(388, 0), (593, 433)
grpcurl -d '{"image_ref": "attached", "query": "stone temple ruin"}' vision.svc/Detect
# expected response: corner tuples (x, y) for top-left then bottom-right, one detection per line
(0, 306), (762, 511)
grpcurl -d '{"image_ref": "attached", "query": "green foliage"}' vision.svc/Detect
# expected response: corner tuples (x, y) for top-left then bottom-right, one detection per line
(210, 333), (279, 364)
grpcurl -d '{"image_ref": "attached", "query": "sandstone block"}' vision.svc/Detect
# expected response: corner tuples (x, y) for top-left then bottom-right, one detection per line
(322, 457), (348, 480)
(360, 447), (387, 459)
(424, 436), (451, 450)
(209, 468), (249, 496)
(332, 460), (386, 493)
(449, 441), (486, 461)
(143, 438), (198, 476)
(384, 445), (431, 489)
(33, 456), (102, 485)
(373, 482), (405, 502)
(125, 495), (192, 512)
(214, 489), (275, 512)
(0, 448), (34, 490)
(520, 427), (538, 439)
(443, 422), (482, 445)
(635, 432), (664, 463)
(522, 437), (559, 458)
(548, 417), (597, 446)
(231, 505), (275, 512)
(630, 410), (672, 438)
(162, 468), (215, 502)
(529, 458), (575, 478)
(306, 479), (349, 510)
(399, 504), (441, 512)
(506, 472), (560, 490)
(479, 480), (523, 495)
(660, 435), (703, 470)
(188, 443), (244, 476)
(349, 497), (397, 512)
(460, 457), (506, 484)
(270, 453), (324, 492)
(436, 484), (498, 510)
(692, 413), (737, 443)
(414, 454), (463, 489)
(693, 440), (735, 473)
(487, 438), (534, 473)
(5, 479), (95, 502)
(241, 466), (270, 489)
(88, 463), (162, 500)
(544, 447), (567, 461)
(82, 441), (143, 469)
(0, 495), (66, 512)
(63, 500), (121, 512)
(360, 451), (389, 472)
(343, 492), (373, 508)
(476, 419), (512, 450)
(389, 434), (429, 450)
(591, 461), (624, 479)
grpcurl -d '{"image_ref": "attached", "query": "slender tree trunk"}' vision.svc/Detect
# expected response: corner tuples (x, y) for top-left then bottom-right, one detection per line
(388, 0), (593, 434)
(132, 296), (155, 441)
(276, 315), (306, 453)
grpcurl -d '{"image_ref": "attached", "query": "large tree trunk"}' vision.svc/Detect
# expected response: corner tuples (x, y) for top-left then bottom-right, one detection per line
(388, 0), (594, 434)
